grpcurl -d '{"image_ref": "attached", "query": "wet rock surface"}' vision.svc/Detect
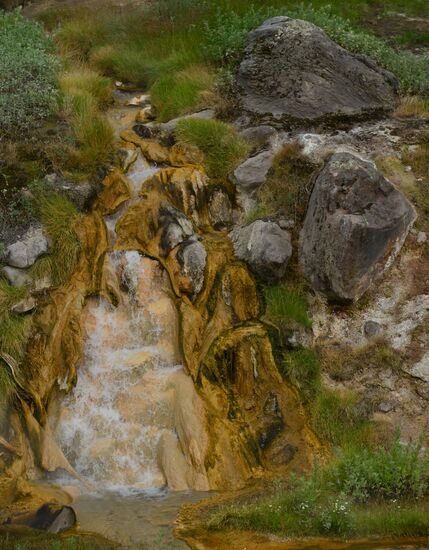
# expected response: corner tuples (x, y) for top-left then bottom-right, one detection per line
(5, 503), (76, 534)
(237, 16), (399, 127)
(300, 152), (416, 302)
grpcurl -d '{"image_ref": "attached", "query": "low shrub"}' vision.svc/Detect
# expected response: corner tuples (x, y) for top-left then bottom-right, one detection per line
(175, 118), (249, 179)
(0, 9), (60, 136)
(208, 434), (429, 538)
(327, 432), (429, 501)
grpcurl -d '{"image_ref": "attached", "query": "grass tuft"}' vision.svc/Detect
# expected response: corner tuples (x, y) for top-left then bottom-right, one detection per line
(151, 65), (214, 122)
(36, 192), (82, 285)
(0, 279), (32, 361)
(59, 68), (113, 108)
(263, 283), (312, 328)
(175, 118), (249, 180)
(255, 141), (318, 224)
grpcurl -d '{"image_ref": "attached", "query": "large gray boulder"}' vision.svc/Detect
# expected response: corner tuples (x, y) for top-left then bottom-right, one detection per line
(237, 17), (399, 127)
(230, 220), (292, 280)
(300, 152), (416, 303)
(6, 227), (49, 269)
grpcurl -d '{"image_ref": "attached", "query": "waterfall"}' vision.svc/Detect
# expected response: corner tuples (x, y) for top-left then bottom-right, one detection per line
(56, 250), (184, 491)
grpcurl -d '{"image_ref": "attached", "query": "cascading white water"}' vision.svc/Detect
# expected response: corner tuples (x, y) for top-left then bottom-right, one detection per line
(54, 124), (188, 492)
(56, 250), (184, 491)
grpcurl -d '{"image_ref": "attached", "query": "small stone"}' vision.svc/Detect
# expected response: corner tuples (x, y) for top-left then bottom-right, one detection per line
(364, 320), (382, 338)
(11, 296), (36, 314)
(277, 218), (295, 230)
(135, 106), (155, 123)
(127, 94), (151, 107)
(378, 401), (395, 413)
(417, 231), (427, 245)
(132, 123), (152, 139)
(405, 165), (412, 173)
(158, 109), (214, 134)
(240, 125), (277, 152)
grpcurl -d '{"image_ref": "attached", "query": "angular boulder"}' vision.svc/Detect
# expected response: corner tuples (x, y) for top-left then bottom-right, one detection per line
(300, 152), (416, 303)
(237, 17), (399, 127)
(230, 220), (292, 280)
(233, 150), (276, 193)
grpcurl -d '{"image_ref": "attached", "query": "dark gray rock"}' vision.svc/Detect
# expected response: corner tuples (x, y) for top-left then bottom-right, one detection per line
(208, 187), (233, 229)
(159, 205), (194, 257)
(5, 503), (76, 534)
(300, 152), (416, 303)
(364, 320), (382, 338)
(177, 237), (207, 296)
(237, 17), (399, 127)
(240, 125), (277, 153)
(46, 174), (101, 212)
(230, 220), (292, 280)
(233, 150), (276, 193)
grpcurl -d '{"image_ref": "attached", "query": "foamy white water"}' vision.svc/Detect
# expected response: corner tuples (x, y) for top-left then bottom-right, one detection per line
(56, 250), (183, 492)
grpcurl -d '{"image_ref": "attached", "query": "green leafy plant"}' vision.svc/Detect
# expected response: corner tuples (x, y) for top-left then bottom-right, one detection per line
(0, 9), (60, 135)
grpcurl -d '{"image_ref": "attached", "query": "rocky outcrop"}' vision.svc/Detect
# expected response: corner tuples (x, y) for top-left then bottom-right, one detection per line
(300, 152), (416, 303)
(230, 220), (292, 280)
(5, 227), (49, 269)
(237, 17), (399, 127)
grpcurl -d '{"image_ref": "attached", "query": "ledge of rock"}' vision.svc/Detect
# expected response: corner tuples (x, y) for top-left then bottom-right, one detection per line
(237, 16), (399, 127)
(300, 152), (416, 303)
(230, 220), (292, 280)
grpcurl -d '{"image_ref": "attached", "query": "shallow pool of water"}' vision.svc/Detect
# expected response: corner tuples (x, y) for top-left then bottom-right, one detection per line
(73, 489), (212, 548)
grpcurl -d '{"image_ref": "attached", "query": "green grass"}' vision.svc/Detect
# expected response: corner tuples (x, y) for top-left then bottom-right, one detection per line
(175, 118), (249, 179)
(208, 434), (429, 538)
(35, 192), (82, 285)
(312, 388), (373, 451)
(281, 348), (321, 401)
(59, 68), (112, 107)
(0, 280), (32, 361)
(151, 65), (214, 121)
(47, 1), (429, 130)
(0, 528), (118, 549)
(263, 283), (312, 328)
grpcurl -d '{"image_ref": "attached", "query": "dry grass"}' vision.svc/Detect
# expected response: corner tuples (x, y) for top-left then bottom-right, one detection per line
(249, 141), (319, 225)
(394, 96), (429, 118)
